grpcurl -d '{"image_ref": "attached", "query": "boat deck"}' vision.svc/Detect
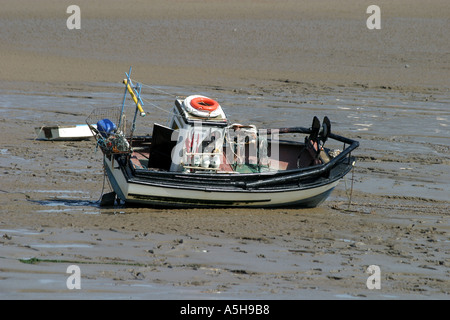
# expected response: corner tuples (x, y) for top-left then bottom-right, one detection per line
(128, 138), (314, 174)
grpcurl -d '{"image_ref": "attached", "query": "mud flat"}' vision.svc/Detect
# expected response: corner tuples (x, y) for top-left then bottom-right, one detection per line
(0, 0), (449, 90)
(0, 0), (449, 300)
(0, 81), (448, 300)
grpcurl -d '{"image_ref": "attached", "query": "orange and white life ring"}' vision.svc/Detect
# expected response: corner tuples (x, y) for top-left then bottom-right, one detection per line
(190, 96), (219, 112)
(183, 95), (222, 118)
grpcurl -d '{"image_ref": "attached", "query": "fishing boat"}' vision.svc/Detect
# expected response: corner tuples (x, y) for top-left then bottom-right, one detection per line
(87, 69), (359, 208)
(35, 124), (95, 141)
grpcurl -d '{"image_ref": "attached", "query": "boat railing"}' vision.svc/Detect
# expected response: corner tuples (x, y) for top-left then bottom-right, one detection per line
(244, 127), (359, 188)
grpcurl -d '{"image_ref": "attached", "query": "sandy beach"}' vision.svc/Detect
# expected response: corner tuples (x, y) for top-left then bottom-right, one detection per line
(1, 0), (449, 89)
(0, 0), (449, 300)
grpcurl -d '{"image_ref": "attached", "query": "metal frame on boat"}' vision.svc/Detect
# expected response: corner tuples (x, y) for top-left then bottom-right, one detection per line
(87, 69), (359, 208)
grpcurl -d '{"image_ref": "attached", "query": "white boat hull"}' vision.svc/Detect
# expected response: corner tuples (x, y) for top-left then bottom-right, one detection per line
(103, 156), (340, 208)
(35, 124), (95, 141)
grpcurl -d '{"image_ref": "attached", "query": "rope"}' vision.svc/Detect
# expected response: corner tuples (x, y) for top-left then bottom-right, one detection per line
(96, 164), (108, 203)
(34, 126), (44, 140)
(129, 77), (213, 121)
(140, 96), (177, 116)
(347, 165), (355, 209)
(132, 79), (178, 97)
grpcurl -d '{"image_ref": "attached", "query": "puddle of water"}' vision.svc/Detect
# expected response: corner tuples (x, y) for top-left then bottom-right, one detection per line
(39, 279), (59, 285)
(33, 190), (91, 196)
(0, 228), (43, 235)
(36, 208), (98, 214)
(30, 199), (101, 215)
(334, 293), (363, 299)
(34, 199), (96, 206)
(30, 243), (93, 248)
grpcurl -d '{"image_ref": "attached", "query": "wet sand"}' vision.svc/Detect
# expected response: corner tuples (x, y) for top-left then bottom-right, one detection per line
(1, 0), (449, 90)
(0, 0), (449, 299)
